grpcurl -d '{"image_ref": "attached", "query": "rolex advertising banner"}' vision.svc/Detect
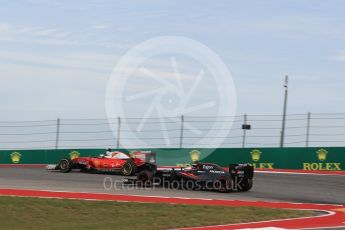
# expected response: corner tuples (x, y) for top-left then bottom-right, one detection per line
(0, 147), (344, 171)
(201, 147), (344, 171)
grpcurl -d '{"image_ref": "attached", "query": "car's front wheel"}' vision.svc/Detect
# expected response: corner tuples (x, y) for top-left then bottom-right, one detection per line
(59, 159), (72, 173)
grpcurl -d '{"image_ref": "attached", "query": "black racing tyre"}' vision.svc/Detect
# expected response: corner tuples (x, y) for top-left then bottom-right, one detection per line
(59, 159), (72, 173)
(121, 160), (137, 176)
(240, 178), (253, 192)
(136, 170), (153, 187)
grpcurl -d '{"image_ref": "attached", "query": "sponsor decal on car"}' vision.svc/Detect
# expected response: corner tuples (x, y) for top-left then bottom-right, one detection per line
(202, 164), (214, 170)
(209, 170), (225, 174)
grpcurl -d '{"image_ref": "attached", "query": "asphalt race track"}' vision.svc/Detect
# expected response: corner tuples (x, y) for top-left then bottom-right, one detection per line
(0, 168), (344, 205)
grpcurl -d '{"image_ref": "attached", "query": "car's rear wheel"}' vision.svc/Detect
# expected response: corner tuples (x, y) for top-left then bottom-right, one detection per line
(239, 178), (253, 192)
(59, 159), (72, 173)
(121, 160), (137, 176)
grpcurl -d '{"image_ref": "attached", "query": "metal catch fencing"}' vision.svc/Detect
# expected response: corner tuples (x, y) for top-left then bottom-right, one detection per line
(0, 113), (345, 150)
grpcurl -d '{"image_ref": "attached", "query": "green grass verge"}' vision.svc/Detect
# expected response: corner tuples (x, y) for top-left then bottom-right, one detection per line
(0, 196), (313, 230)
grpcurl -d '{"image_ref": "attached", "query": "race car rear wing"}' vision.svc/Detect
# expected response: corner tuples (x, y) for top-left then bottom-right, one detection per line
(229, 164), (254, 179)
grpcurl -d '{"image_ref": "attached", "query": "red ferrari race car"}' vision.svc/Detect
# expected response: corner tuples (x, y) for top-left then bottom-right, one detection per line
(47, 149), (156, 176)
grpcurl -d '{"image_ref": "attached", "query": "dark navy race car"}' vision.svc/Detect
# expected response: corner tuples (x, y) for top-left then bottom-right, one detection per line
(124, 162), (254, 192)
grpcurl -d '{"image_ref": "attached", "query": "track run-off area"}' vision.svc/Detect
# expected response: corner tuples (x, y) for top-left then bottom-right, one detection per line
(0, 167), (344, 229)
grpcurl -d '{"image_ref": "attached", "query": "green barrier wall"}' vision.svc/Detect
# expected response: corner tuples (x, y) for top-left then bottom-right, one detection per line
(1, 147), (344, 170)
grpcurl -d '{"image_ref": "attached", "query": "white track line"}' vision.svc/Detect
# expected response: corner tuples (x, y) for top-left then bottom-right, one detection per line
(176, 210), (336, 230)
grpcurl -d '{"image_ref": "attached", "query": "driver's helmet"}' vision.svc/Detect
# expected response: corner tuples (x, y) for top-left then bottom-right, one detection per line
(106, 148), (112, 152)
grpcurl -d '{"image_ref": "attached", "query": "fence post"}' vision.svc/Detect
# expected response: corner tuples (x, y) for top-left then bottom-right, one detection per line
(179, 115), (184, 148)
(306, 112), (311, 147)
(280, 75), (289, 148)
(55, 118), (60, 150)
(242, 114), (247, 148)
(116, 117), (121, 149)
